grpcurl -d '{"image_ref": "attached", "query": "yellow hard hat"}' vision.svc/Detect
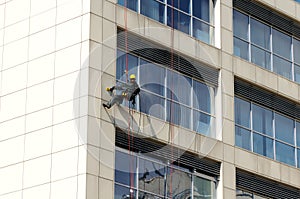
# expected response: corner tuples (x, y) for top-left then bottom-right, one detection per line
(129, 74), (136, 79)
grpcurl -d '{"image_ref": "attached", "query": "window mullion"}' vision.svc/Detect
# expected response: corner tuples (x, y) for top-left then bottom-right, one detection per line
(248, 16), (251, 62)
(294, 120), (297, 168)
(250, 102), (254, 152)
(273, 111), (276, 161)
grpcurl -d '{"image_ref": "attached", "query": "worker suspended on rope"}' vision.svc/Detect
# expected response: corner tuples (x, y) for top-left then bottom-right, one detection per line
(103, 74), (140, 109)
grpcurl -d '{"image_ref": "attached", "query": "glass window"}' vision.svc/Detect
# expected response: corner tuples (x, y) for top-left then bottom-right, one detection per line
(250, 18), (270, 50)
(115, 151), (137, 186)
(275, 113), (294, 145)
(141, 0), (165, 23)
(298, 149), (300, 168)
(193, 18), (210, 44)
(276, 141), (295, 166)
(294, 38), (300, 64)
(252, 104), (273, 136)
(118, 0), (138, 11)
(273, 55), (292, 80)
(166, 167), (192, 198)
(168, 0), (190, 13)
(235, 126), (251, 151)
(253, 133), (274, 159)
(233, 10), (249, 40)
(140, 59), (165, 96)
(193, 80), (213, 114)
(296, 122), (300, 147)
(251, 45), (271, 70)
(138, 158), (165, 196)
(140, 90), (165, 121)
(167, 7), (190, 34)
(193, 0), (209, 22)
(116, 51), (138, 82)
(234, 37), (249, 60)
(294, 64), (300, 83)
(194, 175), (215, 199)
(235, 97), (251, 128)
(236, 189), (253, 199)
(193, 110), (214, 137)
(167, 100), (191, 129)
(272, 29), (292, 60)
(167, 69), (191, 106)
(114, 184), (136, 199)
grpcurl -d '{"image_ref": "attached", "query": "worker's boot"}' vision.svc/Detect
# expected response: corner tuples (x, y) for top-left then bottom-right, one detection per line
(103, 103), (111, 109)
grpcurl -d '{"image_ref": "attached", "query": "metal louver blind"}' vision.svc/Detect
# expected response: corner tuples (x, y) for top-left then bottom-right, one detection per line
(115, 128), (221, 177)
(235, 78), (300, 120)
(233, 0), (300, 38)
(117, 28), (219, 87)
(236, 169), (300, 199)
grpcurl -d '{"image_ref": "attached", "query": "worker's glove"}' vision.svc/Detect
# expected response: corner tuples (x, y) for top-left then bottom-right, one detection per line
(106, 87), (111, 91)
(122, 92), (127, 97)
(106, 87), (115, 92)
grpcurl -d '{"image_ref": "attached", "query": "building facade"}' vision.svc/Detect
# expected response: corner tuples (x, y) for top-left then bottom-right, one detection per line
(0, 0), (300, 198)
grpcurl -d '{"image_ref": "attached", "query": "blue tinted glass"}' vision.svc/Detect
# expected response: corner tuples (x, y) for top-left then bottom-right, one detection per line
(297, 122), (300, 147)
(140, 91), (165, 121)
(275, 113), (294, 145)
(138, 158), (165, 196)
(115, 151), (137, 186)
(235, 97), (250, 128)
(253, 133), (274, 159)
(193, 0), (209, 22)
(276, 141), (295, 166)
(168, 0), (190, 13)
(294, 38), (300, 64)
(167, 101), (191, 129)
(250, 18), (270, 49)
(272, 29), (292, 60)
(233, 10), (248, 40)
(252, 104), (273, 136)
(193, 110), (214, 137)
(194, 176), (215, 199)
(193, 80), (213, 114)
(167, 69), (191, 106)
(235, 126), (251, 150)
(140, 59), (165, 96)
(273, 55), (292, 80)
(193, 18), (210, 44)
(294, 64), (300, 83)
(115, 184), (136, 199)
(167, 7), (190, 34)
(141, 0), (165, 23)
(118, 0), (138, 11)
(298, 149), (300, 168)
(234, 37), (249, 60)
(116, 50), (138, 82)
(251, 45), (271, 70)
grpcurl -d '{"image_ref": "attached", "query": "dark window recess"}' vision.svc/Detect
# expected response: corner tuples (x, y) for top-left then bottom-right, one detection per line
(235, 78), (300, 120)
(236, 169), (300, 199)
(233, 0), (300, 38)
(117, 28), (219, 87)
(115, 128), (221, 177)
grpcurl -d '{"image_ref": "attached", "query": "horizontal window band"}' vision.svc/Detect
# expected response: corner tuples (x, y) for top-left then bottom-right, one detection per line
(234, 78), (300, 120)
(117, 28), (219, 87)
(115, 128), (221, 177)
(236, 169), (300, 199)
(233, 0), (300, 39)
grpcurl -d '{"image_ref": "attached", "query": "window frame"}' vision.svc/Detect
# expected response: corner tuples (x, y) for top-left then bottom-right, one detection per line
(234, 96), (300, 168)
(233, 8), (300, 83)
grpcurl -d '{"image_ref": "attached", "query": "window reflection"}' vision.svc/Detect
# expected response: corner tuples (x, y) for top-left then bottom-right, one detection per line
(167, 0), (190, 13)
(252, 104), (273, 136)
(272, 29), (292, 60)
(194, 176), (215, 199)
(167, 7), (190, 34)
(233, 10), (249, 40)
(276, 141), (295, 166)
(193, 0), (209, 22)
(193, 18), (210, 44)
(140, 90), (165, 121)
(235, 126), (251, 151)
(253, 133), (274, 159)
(115, 184), (136, 199)
(115, 151), (137, 186)
(275, 113), (294, 145)
(251, 45), (271, 70)
(141, 0), (164, 23)
(250, 18), (270, 50)
(167, 100), (191, 129)
(273, 56), (292, 80)
(166, 167), (192, 198)
(118, 0), (138, 11)
(234, 37), (249, 60)
(235, 97), (250, 128)
(294, 38), (300, 64)
(193, 79), (213, 114)
(193, 110), (214, 137)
